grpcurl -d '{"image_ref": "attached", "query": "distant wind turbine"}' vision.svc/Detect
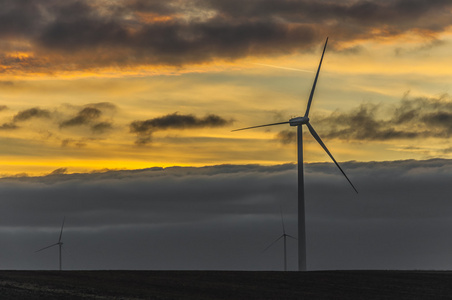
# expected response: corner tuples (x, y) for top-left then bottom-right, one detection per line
(233, 38), (358, 271)
(36, 217), (65, 271)
(263, 207), (296, 271)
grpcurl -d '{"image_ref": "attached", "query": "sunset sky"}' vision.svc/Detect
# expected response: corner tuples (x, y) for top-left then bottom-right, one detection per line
(0, 0), (450, 175)
(2, 0), (452, 271)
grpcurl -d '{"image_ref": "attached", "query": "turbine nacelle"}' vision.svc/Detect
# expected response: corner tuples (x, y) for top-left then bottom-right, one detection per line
(289, 116), (309, 126)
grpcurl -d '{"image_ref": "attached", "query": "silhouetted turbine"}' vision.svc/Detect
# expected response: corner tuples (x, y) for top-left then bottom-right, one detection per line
(234, 38), (358, 271)
(36, 217), (65, 271)
(263, 208), (296, 271)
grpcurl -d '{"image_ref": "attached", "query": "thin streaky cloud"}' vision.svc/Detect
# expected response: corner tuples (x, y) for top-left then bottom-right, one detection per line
(252, 63), (313, 73)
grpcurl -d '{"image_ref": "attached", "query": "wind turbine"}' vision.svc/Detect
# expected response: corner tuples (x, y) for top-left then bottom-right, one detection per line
(36, 217), (65, 271)
(233, 37), (358, 271)
(263, 207), (296, 271)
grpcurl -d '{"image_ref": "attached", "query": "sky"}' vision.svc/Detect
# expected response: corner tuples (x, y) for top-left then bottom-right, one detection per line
(1, 0), (452, 270)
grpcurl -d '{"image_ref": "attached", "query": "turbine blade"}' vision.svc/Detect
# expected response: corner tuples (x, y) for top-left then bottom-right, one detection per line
(286, 234), (297, 240)
(232, 121), (290, 132)
(35, 243), (59, 253)
(304, 37), (328, 118)
(306, 122), (358, 193)
(262, 235), (284, 253)
(279, 206), (286, 235)
(59, 217), (65, 243)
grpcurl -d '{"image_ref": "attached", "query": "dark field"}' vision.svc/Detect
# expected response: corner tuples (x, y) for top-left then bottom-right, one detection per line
(1, 270), (452, 299)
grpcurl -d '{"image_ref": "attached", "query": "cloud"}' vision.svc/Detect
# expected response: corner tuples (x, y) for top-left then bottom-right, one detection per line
(395, 39), (447, 56)
(61, 138), (89, 148)
(334, 45), (365, 55)
(131, 113), (232, 131)
(0, 102), (116, 150)
(130, 112), (233, 145)
(85, 102), (117, 111)
(0, 0), (45, 39)
(276, 130), (296, 144)
(59, 107), (102, 128)
(315, 94), (452, 141)
(37, 16), (318, 66)
(12, 107), (51, 122)
(48, 167), (67, 175)
(202, 0), (452, 34)
(91, 122), (113, 133)
(0, 0), (450, 73)
(2, 159), (452, 270)
(59, 103), (116, 130)
(0, 107), (51, 130)
(0, 122), (17, 130)
(421, 112), (452, 130)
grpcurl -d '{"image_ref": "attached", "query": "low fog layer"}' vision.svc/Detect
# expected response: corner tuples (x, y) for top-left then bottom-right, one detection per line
(1, 159), (452, 270)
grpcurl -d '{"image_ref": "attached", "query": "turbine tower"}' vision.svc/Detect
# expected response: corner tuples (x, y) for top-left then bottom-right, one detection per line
(36, 217), (65, 271)
(233, 38), (358, 271)
(263, 208), (296, 271)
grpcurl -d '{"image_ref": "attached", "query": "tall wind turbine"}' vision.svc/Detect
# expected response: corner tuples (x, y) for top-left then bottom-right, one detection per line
(36, 217), (65, 271)
(263, 208), (296, 271)
(233, 38), (358, 271)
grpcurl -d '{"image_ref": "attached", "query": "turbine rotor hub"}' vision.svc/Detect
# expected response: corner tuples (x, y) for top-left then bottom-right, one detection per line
(289, 116), (309, 126)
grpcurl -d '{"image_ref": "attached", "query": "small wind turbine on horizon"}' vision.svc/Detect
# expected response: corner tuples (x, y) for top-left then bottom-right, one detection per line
(263, 208), (296, 271)
(36, 217), (65, 271)
(233, 37), (358, 271)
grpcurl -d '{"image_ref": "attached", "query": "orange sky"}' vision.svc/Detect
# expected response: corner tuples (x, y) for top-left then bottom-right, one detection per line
(0, 1), (451, 176)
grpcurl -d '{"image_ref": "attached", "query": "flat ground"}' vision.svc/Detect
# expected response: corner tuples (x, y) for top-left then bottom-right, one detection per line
(1, 270), (452, 299)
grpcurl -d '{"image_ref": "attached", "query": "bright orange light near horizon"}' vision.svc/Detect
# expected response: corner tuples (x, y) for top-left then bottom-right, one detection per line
(6, 52), (32, 59)
(135, 12), (177, 23)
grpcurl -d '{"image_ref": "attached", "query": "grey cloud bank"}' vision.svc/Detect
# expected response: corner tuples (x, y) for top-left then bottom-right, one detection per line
(1, 159), (452, 270)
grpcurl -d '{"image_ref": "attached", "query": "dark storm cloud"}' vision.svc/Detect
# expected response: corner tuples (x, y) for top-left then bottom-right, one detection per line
(315, 95), (452, 141)
(0, 0), (450, 72)
(0, 0), (46, 38)
(12, 107), (51, 122)
(124, 0), (185, 14)
(207, 0), (452, 24)
(2, 159), (452, 270)
(130, 112), (233, 145)
(37, 17), (317, 66)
